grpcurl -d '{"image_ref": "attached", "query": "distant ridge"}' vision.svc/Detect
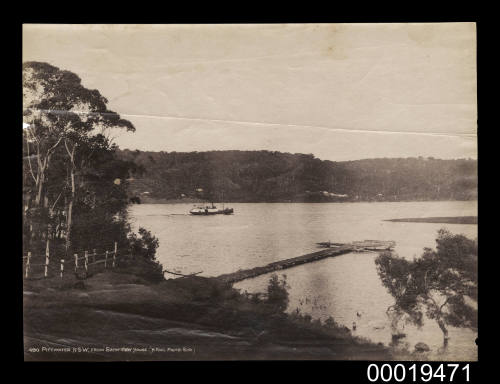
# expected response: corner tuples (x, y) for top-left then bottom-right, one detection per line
(116, 149), (477, 203)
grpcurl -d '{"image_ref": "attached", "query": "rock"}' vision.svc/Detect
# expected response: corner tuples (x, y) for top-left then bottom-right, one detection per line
(414, 342), (431, 352)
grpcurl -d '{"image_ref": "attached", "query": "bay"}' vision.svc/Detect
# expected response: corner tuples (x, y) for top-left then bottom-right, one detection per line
(128, 201), (477, 360)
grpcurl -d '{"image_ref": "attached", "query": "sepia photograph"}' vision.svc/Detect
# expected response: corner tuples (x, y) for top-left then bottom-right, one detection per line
(22, 23), (477, 361)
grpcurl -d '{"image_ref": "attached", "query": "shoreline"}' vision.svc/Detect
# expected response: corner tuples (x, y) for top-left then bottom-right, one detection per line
(385, 216), (477, 224)
(131, 199), (478, 205)
(23, 265), (393, 361)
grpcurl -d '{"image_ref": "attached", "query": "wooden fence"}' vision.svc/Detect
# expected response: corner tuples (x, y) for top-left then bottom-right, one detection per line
(23, 240), (126, 280)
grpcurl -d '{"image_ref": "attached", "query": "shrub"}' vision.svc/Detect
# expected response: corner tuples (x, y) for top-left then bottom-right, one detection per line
(128, 227), (159, 261)
(126, 227), (163, 282)
(266, 274), (289, 313)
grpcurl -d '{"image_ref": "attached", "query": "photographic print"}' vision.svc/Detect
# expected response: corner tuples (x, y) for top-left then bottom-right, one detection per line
(22, 23), (477, 361)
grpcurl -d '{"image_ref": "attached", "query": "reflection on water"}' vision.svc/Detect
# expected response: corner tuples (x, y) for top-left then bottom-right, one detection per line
(129, 201), (477, 360)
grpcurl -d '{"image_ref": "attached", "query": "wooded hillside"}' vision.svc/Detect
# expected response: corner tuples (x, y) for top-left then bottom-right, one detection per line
(116, 150), (477, 203)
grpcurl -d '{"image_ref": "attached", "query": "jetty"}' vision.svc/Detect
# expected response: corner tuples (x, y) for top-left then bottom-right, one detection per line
(216, 240), (395, 284)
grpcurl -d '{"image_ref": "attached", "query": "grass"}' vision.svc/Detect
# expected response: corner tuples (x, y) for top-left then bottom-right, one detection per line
(23, 260), (392, 361)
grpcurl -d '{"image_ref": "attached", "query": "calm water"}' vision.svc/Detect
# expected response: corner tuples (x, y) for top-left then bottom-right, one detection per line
(128, 201), (478, 360)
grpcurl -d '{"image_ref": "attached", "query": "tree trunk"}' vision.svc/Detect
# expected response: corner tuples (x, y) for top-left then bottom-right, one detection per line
(65, 167), (75, 255)
(35, 170), (45, 206)
(35, 154), (51, 207)
(437, 318), (449, 343)
(63, 141), (77, 256)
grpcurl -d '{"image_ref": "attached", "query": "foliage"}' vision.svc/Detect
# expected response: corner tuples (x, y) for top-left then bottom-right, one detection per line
(120, 228), (163, 283)
(266, 274), (290, 313)
(22, 62), (161, 274)
(116, 149), (477, 202)
(375, 229), (477, 341)
(128, 227), (160, 261)
(23, 61), (134, 134)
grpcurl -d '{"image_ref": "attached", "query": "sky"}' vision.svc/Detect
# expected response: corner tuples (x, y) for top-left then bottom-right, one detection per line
(22, 23), (477, 162)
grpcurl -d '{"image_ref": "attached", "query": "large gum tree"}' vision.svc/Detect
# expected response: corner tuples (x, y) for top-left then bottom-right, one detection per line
(23, 61), (135, 253)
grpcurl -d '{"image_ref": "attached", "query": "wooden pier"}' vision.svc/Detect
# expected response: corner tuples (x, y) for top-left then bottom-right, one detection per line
(216, 240), (394, 284)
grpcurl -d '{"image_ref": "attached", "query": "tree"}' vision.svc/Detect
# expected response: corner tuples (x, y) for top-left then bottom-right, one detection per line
(66, 136), (134, 252)
(266, 274), (289, 313)
(23, 62), (135, 253)
(128, 227), (160, 261)
(375, 229), (477, 344)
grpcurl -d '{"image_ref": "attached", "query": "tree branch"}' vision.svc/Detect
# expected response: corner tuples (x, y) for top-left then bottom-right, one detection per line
(25, 134), (37, 183)
(47, 135), (63, 157)
(50, 190), (64, 212)
(439, 298), (449, 312)
(64, 138), (76, 165)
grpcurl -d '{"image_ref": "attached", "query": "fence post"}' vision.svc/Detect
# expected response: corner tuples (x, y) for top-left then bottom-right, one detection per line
(93, 249), (96, 264)
(113, 242), (117, 268)
(44, 239), (50, 278)
(74, 254), (78, 273)
(84, 250), (88, 273)
(60, 259), (65, 279)
(104, 250), (108, 269)
(25, 252), (31, 278)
